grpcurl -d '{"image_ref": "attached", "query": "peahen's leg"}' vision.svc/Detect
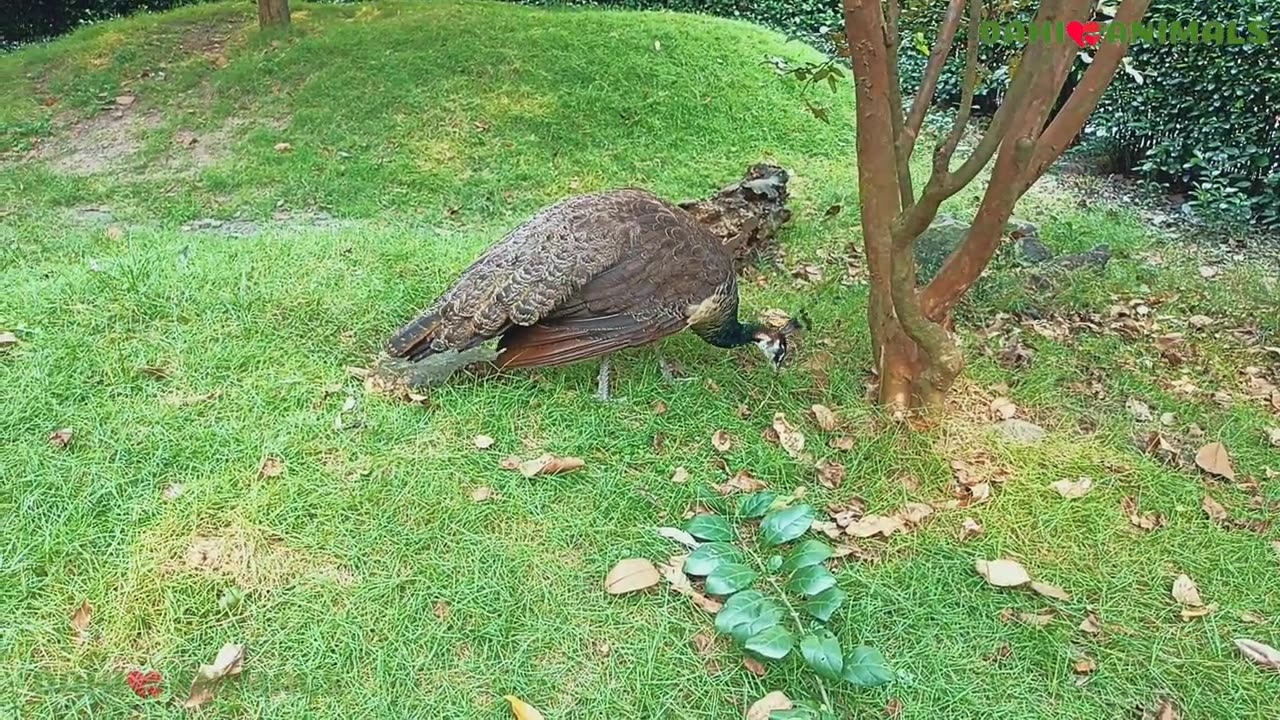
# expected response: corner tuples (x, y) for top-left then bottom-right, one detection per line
(596, 356), (611, 402)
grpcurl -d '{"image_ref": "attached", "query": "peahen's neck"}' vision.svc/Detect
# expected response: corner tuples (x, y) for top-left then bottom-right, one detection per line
(702, 319), (762, 349)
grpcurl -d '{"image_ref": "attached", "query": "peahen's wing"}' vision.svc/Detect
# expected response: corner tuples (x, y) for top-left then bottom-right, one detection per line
(386, 190), (681, 361)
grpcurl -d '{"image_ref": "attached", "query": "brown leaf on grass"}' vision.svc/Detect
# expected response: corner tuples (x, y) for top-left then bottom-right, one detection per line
(653, 400), (668, 415)
(258, 456), (284, 478)
(473, 434), (495, 449)
(657, 527), (700, 548)
(829, 436), (854, 451)
(1266, 428), (1280, 448)
(885, 698), (903, 719)
(691, 632), (716, 655)
(747, 692), (793, 720)
(1151, 700), (1180, 720)
(759, 309), (792, 329)
(770, 413), (806, 459)
(975, 559), (1032, 587)
(711, 430), (733, 453)
(742, 657), (767, 677)
(847, 514), (905, 538)
(182, 643), (245, 709)
(1180, 604), (1217, 620)
(990, 397), (1018, 420)
(1050, 478), (1094, 499)
(717, 469), (765, 495)
(815, 459), (845, 489)
(1014, 611), (1055, 627)
(896, 502), (933, 526)
(163, 483), (185, 500)
(163, 390), (221, 407)
(1201, 495), (1228, 524)
(499, 456), (520, 470)
(1194, 442), (1235, 480)
(469, 486), (497, 503)
(1234, 638), (1280, 671)
(1240, 610), (1265, 624)
(1121, 496), (1165, 531)
(1072, 656), (1096, 674)
(71, 601), (92, 645)
(273, 142), (293, 153)
(604, 558), (660, 595)
(670, 466), (690, 484)
(959, 518), (984, 541)
(48, 427), (74, 448)
(1079, 613), (1102, 635)
(504, 696), (546, 720)
(1171, 574), (1203, 607)
(0, 331), (19, 349)
(515, 454), (585, 477)
(1030, 581), (1072, 602)
(809, 404), (838, 431)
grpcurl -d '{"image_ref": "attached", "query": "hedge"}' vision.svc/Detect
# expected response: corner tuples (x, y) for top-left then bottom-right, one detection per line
(526, 0), (1280, 228)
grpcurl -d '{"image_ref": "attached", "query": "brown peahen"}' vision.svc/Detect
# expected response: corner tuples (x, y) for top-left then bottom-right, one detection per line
(386, 182), (800, 400)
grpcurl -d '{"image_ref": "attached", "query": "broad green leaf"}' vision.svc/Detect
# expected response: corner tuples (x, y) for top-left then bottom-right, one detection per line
(705, 562), (757, 595)
(684, 542), (743, 576)
(761, 504), (816, 546)
(799, 629), (844, 680)
(714, 590), (784, 643)
(736, 491), (778, 518)
(744, 625), (795, 660)
(787, 565), (837, 597)
(842, 645), (894, 687)
(779, 539), (833, 575)
(685, 514), (733, 542)
(766, 555), (784, 573)
(802, 587), (846, 622)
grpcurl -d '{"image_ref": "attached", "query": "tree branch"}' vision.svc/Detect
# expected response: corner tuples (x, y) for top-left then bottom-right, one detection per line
(1024, 0), (1152, 186)
(901, 0), (967, 159)
(884, 0), (915, 207)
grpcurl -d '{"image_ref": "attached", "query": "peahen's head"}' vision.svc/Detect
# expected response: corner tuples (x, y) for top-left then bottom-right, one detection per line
(752, 315), (806, 370)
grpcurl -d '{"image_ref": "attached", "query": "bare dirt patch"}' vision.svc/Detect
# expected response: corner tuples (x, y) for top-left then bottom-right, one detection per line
(179, 526), (355, 591)
(37, 108), (161, 175)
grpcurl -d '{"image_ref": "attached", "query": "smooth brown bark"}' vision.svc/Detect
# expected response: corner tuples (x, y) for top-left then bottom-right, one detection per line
(258, 0), (291, 29)
(843, 0), (1147, 411)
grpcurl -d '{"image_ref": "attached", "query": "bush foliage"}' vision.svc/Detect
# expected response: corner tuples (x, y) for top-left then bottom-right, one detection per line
(529, 0), (1279, 228)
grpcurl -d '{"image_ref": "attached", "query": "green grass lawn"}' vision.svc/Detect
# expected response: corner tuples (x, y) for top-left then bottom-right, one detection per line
(2, 1), (1278, 718)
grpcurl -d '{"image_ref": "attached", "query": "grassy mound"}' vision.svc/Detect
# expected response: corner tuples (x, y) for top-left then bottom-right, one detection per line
(2, 2), (1278, 719)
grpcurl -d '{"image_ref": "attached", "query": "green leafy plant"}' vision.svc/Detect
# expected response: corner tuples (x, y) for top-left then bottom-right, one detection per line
(682, 492), (893, 718)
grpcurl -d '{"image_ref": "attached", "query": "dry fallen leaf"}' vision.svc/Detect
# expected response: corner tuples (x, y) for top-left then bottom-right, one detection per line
(760, 309), (792, 329)
(0, 331), (19, 349)
(182, 643), (244, 709)
(516, 454), (585, 477)
(814, 459), (845, 489)
(504, 695), (547, 720)
(896, 502), (933, 526)
(605, 558), (660, 595)
(1171, 574), (1203, 607)
(1233, 638), (1280, 671)
(959, 517), (984, 541)
(474, 435), (495, 450)
(670, 466), (690, 484)
(1194, 442), (1235, 480)
(658, 555), (722, 613)
(1266, 428), (1280, 448)
(742, 657), (767, 677)
(1201, 495), (1228, 524)
(1152, 699), (1180, 720)
(747, 691), (793, 720)
(1072, 656), (1096, 674)
(657, 527), (699, 549)
(258, 456), (284, 478)
(1180, 604), (1217, 620)
(1121, 496), (1165, 531)
(273, 142), (293, 153)
(846, 514), (905, 538)
(990, 397), (1018, 420)
(48, 427), (74, 448)
(885, 698), (904, 718)
(829, 435), (854, 451)
(1050, 478), (1094, 499)
(1030, 580), (1072, 602)
(976, 558), (1032, 588)
(809, 404), (838, 432)
(469, 486), (497, 503)
(1079, 613), (1102, 635)
(1240, 610), (1265, 624)
(71, 601), (92, 645)
(770, 413), (806, 459)
(653, 400), (668, 415)
(1015, 611), (1055, 627)
(717, 469), (765, 495)
(711, 430), (733, 453)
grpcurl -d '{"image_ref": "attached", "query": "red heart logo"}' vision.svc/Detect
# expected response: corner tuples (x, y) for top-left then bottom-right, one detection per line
(1066, 20), (1101, 47)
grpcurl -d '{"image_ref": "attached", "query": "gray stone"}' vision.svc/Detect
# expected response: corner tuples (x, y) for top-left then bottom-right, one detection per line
(995, 419), (1047, 443)
(914, 214), (970, 282)
(1050, 245), (1111, 271)
(1018, 235), (1054, 265)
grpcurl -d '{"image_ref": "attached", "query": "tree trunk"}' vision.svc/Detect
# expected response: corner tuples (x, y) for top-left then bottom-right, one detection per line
(258, 0), (291, 29)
